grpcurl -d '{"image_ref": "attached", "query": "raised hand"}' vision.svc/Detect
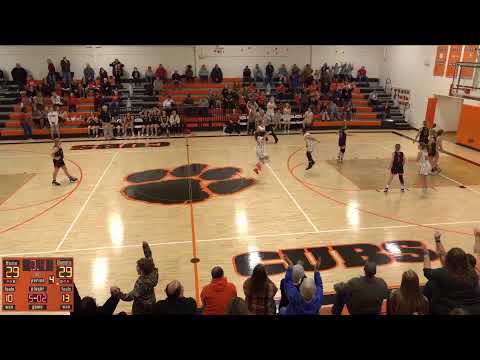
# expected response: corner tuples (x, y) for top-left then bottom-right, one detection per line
(313, 255), (322, 272)
(434, 231), (442, 241)
(280, 253), (293, 267)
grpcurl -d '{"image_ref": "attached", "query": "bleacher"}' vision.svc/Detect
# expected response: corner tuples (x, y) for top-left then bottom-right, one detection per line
(0, 75), (411, 141)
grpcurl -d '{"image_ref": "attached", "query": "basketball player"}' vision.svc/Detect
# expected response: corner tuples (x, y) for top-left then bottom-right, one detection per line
(303, 106), (314, 131)
(384, 144), (406, 193)
(283, 103), (292, 133)
(51, 138), (77, 186)
(304, 130), (320, 170)
(417, 142), (431, 194)
(414, 121), (429, 145)
(47, 105), (61, 139)
(265, 108), (279, 144)
(253, 126), (267, 175)
(337, 127), (347, 163)
(430, 129), (444, 174)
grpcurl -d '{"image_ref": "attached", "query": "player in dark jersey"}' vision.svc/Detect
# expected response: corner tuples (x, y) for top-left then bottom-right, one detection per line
(51, 138), (77, 186)
(384, 144), (406, 192)
(414, 121), (430, 145)
(337, 127), (347, 163)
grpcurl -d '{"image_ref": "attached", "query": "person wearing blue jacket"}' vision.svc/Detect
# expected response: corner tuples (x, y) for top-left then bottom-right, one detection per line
(279, 254), (323, 315)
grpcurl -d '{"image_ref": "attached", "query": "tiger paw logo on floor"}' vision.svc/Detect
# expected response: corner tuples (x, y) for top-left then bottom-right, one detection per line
(121, 163), (255, 205)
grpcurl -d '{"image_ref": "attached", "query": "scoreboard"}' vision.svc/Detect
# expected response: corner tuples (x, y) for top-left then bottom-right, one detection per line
(2, 258), (74, 312)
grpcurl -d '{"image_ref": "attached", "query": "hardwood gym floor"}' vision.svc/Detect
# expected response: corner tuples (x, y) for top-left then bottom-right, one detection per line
(0, 129), (479, 314)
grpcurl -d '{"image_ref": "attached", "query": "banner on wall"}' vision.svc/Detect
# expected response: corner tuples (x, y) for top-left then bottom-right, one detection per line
(433, 45), (449, 76)
(459, 45), (479, 79)
(445, 45), (464, 78)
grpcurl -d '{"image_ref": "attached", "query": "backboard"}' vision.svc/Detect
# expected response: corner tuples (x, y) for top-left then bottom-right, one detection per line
(449, 61), (480, 101)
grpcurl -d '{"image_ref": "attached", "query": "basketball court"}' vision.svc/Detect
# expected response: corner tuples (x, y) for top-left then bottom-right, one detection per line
(0, 129), (479, 313)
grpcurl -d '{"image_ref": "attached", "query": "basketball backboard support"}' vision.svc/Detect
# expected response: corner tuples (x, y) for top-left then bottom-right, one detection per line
(449, 61), (480, 101)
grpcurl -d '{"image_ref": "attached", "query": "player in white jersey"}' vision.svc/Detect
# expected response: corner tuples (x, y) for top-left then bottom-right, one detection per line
(47, 105), (61, 139)
(253, 126), (267, 175)
(304, 130), (320, 170)
(416, 142), (431, 194)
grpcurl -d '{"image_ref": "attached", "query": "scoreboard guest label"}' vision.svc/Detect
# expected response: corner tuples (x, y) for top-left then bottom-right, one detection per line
(2, 258), (74, 312)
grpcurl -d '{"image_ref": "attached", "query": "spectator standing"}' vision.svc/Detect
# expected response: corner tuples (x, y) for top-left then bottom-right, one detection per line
(423, 234), (480, 314)
(11, 63), (27, 90)
(153, 280), (197, 315)
(83, 63), (95, 83)
(332, 260), (389, 315)
(116, 241), (158, 315)
(210, 64), (223, 83)
(171, 70), (182, 87)
(243, 264), (278, 315)
(183, 93), (194, 116)
(279, 260), (306, 310)
(184, 65), (194, 83)
(155, 64), (167, 83)
(198, 64), (209, 82)
(101, 78), (113, 96)
(243, 66), (252, 85)
(99, 67), (108, 82)
(109, 59), (124, 84)
(279, 254), (323, 315)
(253, 64), (263, 83)
(47, 58), (56, 74)
(145, 66), (155, 84)
(110, 90), (120, 114)
(200, 266), (237, 315)
(265, 62), (274, 86)
(388, 270), (429, 315)
(344, 102), (354, 121)
(153, 77), (163, 95)
(60, 57), (72, 86)
(99, 105), (114, 140)
(302, 64), (314, 86)
(132, 67), (141, 86)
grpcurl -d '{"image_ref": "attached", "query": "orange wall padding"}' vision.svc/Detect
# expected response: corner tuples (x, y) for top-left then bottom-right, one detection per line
(425, 97), (438, 128)
(456, 104), (480, 150)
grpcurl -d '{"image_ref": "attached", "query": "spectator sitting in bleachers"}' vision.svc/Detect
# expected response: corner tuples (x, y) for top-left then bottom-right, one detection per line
(153, 77), (162, 95)
(387, 270), (429, 315)
(184, 65), (194, 83)
(253, 64), (263, 83)
(132, 67), (141, 86)
(357, 66), (367, 81)
(279, 254), (323, 315)
(225, 297), (250, 315)
(116, 241), (158, 315)
(210, 64), (223, 83)
(162, 94), (175, 115)
(155, 64), (168, 83)
(32, 108), (46, 129)
(198, 64), (209, 82)
(243, 264), (278, 315)
(319, 101), (329, 121)
(169, 109), (182, 135)
(200, 266), (237, 315)
(277, 64), (289, 84)
(332, 260), (388, 315)
(242, 66), (252, 85)
(171, 70), (182, 87)
(368, 90), (379, 107)
(145, 66), (155, 84)
(198, 97), (209, 117)
(183, 94), (194, 116)
(67, 92), (78, 113)
(51, 91), (63, 107)
(101, 78), (113, 96)
(83, 63), (95, 83)
(71, 283), (120, 316)
(291, 71), (301, 90)
(153, 280), (197, 315)
(110, 90), (120, 114)
(60, 81), (71, 98)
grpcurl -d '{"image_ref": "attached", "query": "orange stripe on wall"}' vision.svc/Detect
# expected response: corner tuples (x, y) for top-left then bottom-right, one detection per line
(445, 45), (463, 78)
(456, 104), (480, 150)
(425, 97), (437, 128)
(433, 45), (449, 77)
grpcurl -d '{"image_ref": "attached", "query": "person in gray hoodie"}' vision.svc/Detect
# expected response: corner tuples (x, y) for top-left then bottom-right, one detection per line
(117, 241), (159, 315)
(83, 64), (95, 83)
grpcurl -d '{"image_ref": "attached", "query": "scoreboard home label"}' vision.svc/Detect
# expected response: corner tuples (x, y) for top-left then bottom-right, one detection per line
(2, 258), (74, 312)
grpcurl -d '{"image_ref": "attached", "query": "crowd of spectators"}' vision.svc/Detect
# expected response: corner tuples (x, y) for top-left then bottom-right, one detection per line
(3, 59), (380, 140)
(72, 228), (480, 316)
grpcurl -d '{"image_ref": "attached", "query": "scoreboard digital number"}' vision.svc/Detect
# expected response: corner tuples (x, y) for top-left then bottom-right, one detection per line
(2, 258), (74, 312)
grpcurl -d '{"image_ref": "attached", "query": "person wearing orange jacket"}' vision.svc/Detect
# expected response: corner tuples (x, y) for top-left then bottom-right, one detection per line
(200, 266), (237, 315)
